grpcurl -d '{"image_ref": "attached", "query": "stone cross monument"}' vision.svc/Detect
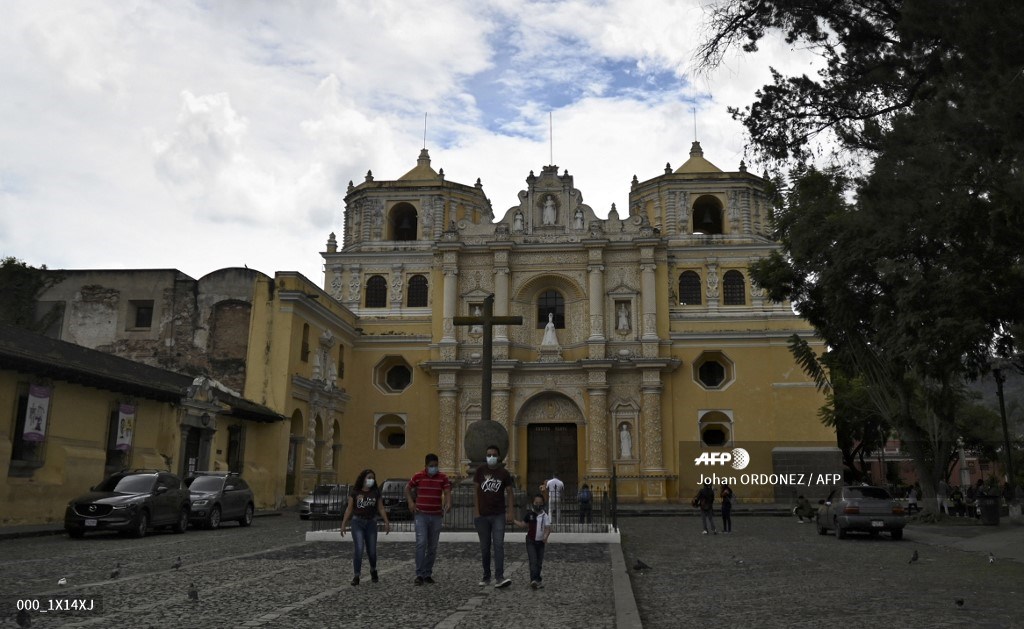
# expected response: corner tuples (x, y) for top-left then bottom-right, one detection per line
(453, 294), (523, 474)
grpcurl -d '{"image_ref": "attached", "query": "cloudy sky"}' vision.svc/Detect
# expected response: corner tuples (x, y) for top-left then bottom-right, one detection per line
(1, 1), (814, 285)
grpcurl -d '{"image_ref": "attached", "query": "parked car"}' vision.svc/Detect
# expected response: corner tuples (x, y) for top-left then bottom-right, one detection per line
(381, 478), (411, 520)
(299, 484), (347, 520)
(65, 470), (191, 538)
(185, 471), (255, 529)
(816, 485), (906, 540)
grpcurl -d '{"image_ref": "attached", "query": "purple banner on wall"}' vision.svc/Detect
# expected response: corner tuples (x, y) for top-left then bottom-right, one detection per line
(22, 384), (51, 442)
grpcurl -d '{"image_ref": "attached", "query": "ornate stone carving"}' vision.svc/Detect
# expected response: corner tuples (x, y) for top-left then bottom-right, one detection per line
(588, 390), (609, 473)
(348, 270), (361, 303)
(330, 270), (343, 300)
(438, 392), (457, 471)
(706, 263), (720, 301)
(641, 388), (664, 470)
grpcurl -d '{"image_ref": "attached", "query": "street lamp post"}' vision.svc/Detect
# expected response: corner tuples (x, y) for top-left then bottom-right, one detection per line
(993, 367), (1017, 504)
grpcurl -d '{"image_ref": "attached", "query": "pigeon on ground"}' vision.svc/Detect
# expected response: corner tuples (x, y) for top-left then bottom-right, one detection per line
(109, 563), (121, 579)
(172, 556), (182, 570)
(633, 559), (651, 571)
(16, 607), (31, 627)
(188, 583), (199, 603)
(954, 598), (964, 608)
(908, 550), (919, 564)
(988, 552), (995, 564)
(57, 577), (67, 586)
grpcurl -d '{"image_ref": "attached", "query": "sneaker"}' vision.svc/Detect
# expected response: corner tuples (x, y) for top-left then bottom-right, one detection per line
(370, 571), (379, 583)
(414, 577), (424, 586)
(495, 578), (512, 588)
(478, 579), (491, 586)
(713, 531), (718, 535)
(536, 582), (544, 589)
(530, 581), (538, 589)
(351, 576), (359, 586)
(702, 530), (708, 535)
(424, 577), (435, 584)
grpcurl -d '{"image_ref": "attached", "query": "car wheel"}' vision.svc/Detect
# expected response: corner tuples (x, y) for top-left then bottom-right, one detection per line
(207, 505), (222, 530)
(132, 511), (149, 538)
(239, 503), (254, 527)
(890, 529), (903, 541)
(68, 529), (85, 539)
(834, 520), (846, 539)
(173, 508), (189, 534)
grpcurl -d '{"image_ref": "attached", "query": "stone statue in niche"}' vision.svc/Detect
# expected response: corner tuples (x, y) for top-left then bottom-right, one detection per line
(542, 195), (557, 225)
(470, 306), (483, 334)
(617, 303), (631, 331)
(619, 423), (633, 459)
(541, 312), (559, 345)
(574, 207), (584, 229)
(513, 211), (524, 232)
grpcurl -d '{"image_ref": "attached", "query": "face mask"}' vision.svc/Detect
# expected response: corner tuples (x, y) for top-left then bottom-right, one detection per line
(364, 478), (375, 489)
(486, 455), (498, 467)
(533, 504), (543, 512)
(427, 466), (439, 476)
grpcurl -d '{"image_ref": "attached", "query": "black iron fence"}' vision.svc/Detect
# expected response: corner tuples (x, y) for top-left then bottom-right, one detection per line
(309, 483), (616, 533)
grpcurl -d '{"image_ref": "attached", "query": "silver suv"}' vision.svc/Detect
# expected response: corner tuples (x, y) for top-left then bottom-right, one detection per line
(299, 484), (347, 520)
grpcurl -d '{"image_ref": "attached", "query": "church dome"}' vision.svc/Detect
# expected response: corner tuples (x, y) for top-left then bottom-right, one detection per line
(398, 148), (441, 181)
(674, 141), (722, 174)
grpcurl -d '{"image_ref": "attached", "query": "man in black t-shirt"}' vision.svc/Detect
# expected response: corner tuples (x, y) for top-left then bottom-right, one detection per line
(473, 444), (516, 588)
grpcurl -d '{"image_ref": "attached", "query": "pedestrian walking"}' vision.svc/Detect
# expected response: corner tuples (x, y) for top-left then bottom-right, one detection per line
(405, 453), (452, 585)
(578, 483), (593, 524)
(720, 483), (734, 533)
(474, 445), (515, 588)
(340, 468), (390, 586)
(545, 473), (564, 524)
(514, 492), (552, 589)
(693, 482), (717, 534)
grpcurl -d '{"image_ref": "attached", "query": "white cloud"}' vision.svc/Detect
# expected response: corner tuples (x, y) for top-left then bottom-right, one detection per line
(0, 0), (818, 285)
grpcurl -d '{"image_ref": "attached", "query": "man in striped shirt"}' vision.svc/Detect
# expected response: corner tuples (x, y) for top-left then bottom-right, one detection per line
(405, 453), (452, 585)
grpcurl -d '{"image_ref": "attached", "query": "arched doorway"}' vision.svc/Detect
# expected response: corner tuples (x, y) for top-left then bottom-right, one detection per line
(517, 393), (583, 492)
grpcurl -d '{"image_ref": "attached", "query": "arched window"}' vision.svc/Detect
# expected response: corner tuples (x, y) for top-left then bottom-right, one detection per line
(407, 275), (428, 307)
(391, 203), (418, 241)
(679, 271), (702, 305)
(365, 275), (387, 308)
(723, 271), (746, 305)
(537, 289), (565, 328)
(692, 195), (724, 235)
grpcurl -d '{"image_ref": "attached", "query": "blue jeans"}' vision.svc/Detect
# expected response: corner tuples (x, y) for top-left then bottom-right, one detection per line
(474, 514), (506, 581)
(526, 538), (546, 582)
(414, 513), (443, 578)
(350, 516), (378, 576)
(701, 508), (716, 532)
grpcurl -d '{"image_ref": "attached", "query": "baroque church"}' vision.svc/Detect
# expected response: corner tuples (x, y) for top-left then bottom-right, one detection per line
(1, 140), (838, 524)
(321, 142), (836, 503)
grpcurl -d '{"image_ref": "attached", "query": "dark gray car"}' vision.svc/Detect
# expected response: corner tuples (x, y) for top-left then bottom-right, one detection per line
(816, 485), (906, 540)
(185, 472), (255, 529)
(65, 470), (191, 538)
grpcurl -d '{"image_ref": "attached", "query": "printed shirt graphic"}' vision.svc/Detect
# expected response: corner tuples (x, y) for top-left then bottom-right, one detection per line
(351, 487), (380, 518)
(408, 470), (451, 515)
(474, 466), (513, 516)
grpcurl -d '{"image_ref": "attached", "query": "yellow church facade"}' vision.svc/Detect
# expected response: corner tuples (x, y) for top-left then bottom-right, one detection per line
(322, 143), (838, 503)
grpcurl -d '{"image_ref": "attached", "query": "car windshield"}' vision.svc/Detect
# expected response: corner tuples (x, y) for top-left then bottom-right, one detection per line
(312, 485), (338, 496)
(847, 487), (892, 500)
(188, 477), (225, 491)
(97, 475), (155, 493)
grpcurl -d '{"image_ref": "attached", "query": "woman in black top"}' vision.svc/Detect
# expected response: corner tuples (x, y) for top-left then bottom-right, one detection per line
(341, 468), (391, 585)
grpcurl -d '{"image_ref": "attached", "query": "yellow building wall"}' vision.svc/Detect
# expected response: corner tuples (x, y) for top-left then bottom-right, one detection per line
(1, 371), (181, 524)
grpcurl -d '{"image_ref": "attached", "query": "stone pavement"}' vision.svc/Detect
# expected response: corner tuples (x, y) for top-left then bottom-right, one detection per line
(3, 510), (1023, 628)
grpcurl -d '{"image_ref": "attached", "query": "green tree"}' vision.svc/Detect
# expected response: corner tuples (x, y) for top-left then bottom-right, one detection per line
(700, 0), (1024, 513)
(0, 257), (63, 333)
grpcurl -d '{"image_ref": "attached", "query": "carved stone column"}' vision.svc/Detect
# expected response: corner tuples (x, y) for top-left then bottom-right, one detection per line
(640, 374), (666, 473)
(640, 262), (658, 340)
(442, 268), (458, 344)
(587, 388), (610, 475)
(438, 389), (458, 474)
(588, 264), (605, 341)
